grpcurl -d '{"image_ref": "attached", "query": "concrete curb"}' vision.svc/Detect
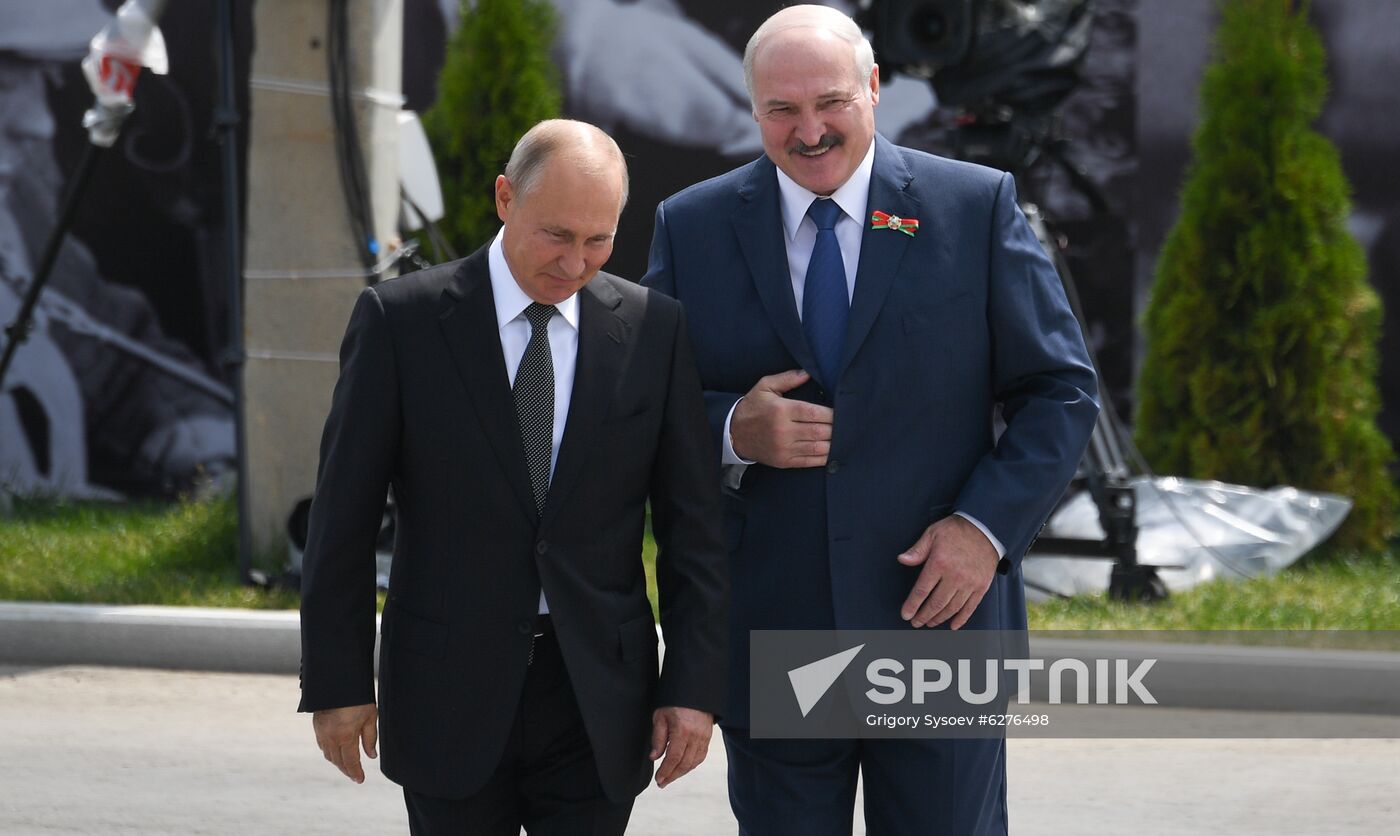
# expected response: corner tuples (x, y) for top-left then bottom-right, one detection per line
(3, 602), (1398, 716)
(0, 602), (316, 674)
(1030, 637), (1400, 716)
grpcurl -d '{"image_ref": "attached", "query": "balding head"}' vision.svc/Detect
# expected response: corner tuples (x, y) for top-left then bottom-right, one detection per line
(744, 6), (880, 196)
(504, 119), (630, 211)
(743, 5), (875, 104)
(494, 120), (628, 305)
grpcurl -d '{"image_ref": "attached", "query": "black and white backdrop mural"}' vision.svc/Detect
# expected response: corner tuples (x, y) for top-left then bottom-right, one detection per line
(0, 0), (251, 498)
(2, 0), (1397, 500)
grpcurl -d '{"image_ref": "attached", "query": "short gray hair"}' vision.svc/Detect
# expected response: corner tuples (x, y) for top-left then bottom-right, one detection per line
(742, 5), (876, 103)
(503, 119), (630, 210)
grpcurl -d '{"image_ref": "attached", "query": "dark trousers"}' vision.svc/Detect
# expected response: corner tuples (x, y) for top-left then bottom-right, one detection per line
(723, 727), (1008, 836)
(403, 629), (635, 836)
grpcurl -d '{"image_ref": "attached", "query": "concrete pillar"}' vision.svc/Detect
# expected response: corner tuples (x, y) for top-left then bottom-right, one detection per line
(243, 0), (402, 563)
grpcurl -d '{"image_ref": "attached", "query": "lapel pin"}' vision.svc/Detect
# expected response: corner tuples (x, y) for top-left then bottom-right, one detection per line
(871, 210), (918, 237)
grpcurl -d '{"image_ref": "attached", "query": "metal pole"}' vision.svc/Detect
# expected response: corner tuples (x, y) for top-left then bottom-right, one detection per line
(215, 0), (254, 584)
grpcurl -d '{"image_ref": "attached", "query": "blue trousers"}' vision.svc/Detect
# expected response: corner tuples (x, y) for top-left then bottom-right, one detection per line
(723, 728), (1008, 836)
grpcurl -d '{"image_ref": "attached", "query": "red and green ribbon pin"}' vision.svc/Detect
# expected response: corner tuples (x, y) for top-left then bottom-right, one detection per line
(870, 210), (919, 237)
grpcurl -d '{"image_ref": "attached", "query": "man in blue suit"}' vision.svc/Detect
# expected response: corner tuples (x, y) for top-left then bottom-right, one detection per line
(641, 6), (1099, 834)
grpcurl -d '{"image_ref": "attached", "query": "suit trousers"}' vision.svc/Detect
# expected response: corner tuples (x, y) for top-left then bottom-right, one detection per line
(402, 628), (636, 836)
(723, 726), (1008, 836)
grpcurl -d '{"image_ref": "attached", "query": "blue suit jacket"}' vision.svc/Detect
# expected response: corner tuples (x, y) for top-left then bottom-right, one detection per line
(642, 135), (1099, 725)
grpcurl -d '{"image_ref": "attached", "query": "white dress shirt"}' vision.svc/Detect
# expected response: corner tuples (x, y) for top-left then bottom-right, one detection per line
(489, 228), (581, 612)
(720, 140), (875, 468)
(718, 144), (1005, 558)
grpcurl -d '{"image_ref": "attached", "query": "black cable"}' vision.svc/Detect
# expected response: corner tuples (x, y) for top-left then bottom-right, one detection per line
(343, 3), (376, 271)
(400, 188), (457, 262)
(327, 0), (378, 277)
(120, 75), (194, 175)
(214, 0), (253, 584)
(331, 0), (366, 265)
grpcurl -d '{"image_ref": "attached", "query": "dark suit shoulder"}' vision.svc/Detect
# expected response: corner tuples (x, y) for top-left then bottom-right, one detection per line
(591, 271), (681, 323)
(366, 258), (465, 311)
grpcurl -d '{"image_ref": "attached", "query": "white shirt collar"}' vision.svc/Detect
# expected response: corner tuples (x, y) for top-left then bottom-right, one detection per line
(774, 138), (877, 242)
(487, 227), (581, 331)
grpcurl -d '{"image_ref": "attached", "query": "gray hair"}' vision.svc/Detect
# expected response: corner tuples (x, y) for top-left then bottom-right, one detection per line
(503, 119), (630, 210)
(742, 5), (876, 103)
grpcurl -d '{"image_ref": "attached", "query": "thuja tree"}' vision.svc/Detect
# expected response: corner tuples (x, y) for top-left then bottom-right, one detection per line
(424, 0), (561, 255)
(1135, 0), (1397, 551)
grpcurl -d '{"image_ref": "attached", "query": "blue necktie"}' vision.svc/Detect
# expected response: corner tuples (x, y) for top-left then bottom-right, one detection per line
(803, 198), (848, 389)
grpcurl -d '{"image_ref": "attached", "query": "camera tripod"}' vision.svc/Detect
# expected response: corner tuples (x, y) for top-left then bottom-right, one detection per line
(947, 108), (1168, 602)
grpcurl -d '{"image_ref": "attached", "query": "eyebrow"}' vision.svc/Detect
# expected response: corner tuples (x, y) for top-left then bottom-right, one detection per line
(543, 226), (615, 240)
(762, 89), (852, 108)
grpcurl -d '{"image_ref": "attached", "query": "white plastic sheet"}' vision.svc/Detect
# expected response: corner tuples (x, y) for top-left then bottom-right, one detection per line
(1023, 477), (1352, 601)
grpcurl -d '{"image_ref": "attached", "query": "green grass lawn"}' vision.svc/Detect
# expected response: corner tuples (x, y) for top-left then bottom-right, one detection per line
(0, 495), (298, 609)
(2, 496), (1395, 630)
(1027, 550), (1400, 630)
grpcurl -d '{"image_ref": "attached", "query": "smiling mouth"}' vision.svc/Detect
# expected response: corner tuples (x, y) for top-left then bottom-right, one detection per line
(792, 136), (841, 158)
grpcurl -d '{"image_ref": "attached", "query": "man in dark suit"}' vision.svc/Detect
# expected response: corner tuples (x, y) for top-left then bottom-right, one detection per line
(642, 6), (1099, 834)
(299, 119), (728, 835)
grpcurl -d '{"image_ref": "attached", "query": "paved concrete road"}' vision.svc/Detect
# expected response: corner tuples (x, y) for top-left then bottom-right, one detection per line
(1, 666), (1395, 835)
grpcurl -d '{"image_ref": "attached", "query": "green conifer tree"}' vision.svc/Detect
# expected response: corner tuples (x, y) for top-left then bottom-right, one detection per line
(423, 0), (562, 255)
(1135, 0), (1396, 551)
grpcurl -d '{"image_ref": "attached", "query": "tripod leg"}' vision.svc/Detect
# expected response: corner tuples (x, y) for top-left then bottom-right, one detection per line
(0, 143), (103, 389)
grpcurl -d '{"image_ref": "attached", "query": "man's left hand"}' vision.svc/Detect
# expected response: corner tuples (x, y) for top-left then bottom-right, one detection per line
(649, 706), (714, 788)
(897, 514), (999, 630)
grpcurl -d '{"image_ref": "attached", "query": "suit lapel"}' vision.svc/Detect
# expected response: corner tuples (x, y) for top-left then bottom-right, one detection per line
(541, 276), (627, 529)
(732, 158), (820, 375)
(437, 250), (538, 524)
(839, 135), (920, 381)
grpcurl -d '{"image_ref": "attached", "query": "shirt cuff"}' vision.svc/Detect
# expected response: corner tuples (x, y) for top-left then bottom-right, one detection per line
(954, 511), (1006, 559)
(722, 398), (756, 466)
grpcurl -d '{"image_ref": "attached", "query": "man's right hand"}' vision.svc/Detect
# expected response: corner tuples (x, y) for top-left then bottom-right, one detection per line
(312, 703), (378, 784)
(730, 370), (833, 468)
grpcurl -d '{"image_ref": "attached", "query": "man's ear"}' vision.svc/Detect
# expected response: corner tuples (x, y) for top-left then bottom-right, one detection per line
(495, 174), (512, 223)
(869, 63), (881, 107)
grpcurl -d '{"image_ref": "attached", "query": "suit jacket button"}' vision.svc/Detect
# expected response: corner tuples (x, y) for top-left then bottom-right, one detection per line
(826, 461), (840, 474)
(535, 541), (548, 556)
(518, 620), (534, 635)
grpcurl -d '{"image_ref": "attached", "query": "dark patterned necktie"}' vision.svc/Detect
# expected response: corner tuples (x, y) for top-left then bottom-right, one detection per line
(803, 198), (848, 389)
(514, 303), (556, 515)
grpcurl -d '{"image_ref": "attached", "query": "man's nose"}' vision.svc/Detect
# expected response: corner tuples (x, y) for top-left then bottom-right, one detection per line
(558, 245), (587, 279)
(795, 110), (826, 147)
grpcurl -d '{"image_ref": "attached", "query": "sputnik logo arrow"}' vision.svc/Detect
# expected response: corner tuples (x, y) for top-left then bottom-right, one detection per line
(787, 644), (865, 717)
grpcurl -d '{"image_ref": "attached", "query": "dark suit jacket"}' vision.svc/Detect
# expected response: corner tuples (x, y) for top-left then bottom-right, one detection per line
(642, 135), (1100, 725)
(298, 245), (728, 802)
